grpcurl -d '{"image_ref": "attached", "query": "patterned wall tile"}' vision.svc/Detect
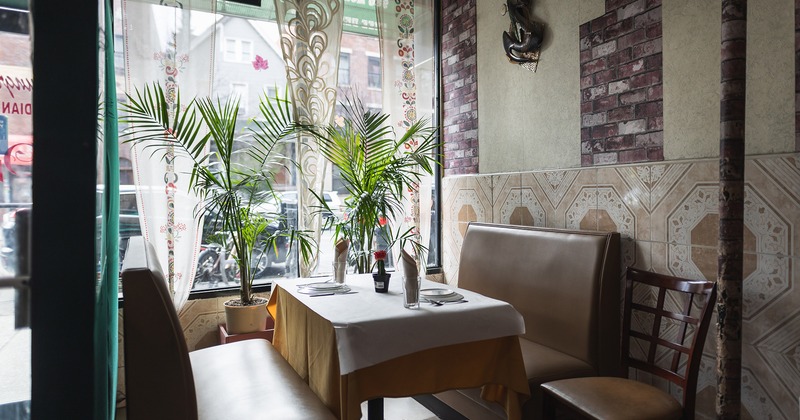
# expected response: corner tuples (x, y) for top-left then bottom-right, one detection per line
(494, 173), (548, 227)
(597, 166), (652, 241)
(441, 175), (492, 285)
(442, 216), (460, 285)
(441, 176), (458, 223)
(180, 297), (224, 350)
(492, 173), (519, 224)
(751, 305), (800, 419)
(650, 160), (718, 243)
(521, 172), (561, 228)
(631, 240), (652, 271)
(695, 361), (791, 420)
(748, 154), (800, 257)
(561, 168), (598, 230)
(531, 170), (579, 209)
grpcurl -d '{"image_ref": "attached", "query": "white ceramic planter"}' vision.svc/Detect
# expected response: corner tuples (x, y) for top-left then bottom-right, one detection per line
(224, 298), (268, 334)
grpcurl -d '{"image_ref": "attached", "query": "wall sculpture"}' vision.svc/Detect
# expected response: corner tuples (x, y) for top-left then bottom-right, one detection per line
(501, 0), (544, 72)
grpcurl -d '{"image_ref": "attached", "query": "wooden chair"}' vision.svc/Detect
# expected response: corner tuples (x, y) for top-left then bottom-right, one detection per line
(541, 267), (716, 420)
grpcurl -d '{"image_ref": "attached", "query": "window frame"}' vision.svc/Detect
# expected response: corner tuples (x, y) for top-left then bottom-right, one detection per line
(338, 51), (351, 86)
(223, 37), (253, 63)
(367, 55), (381, 89)
(230, 82), (249, 115)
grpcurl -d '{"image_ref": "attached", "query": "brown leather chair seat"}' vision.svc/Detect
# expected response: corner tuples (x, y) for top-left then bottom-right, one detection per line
(542, 377), (682, 420)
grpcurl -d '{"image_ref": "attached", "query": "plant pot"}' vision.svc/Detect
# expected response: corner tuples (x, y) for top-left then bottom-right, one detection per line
(373, 273), (391, 293)
(223, 297), (268, 334)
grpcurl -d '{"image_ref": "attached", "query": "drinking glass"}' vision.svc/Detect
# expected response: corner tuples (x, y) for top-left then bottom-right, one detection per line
(332, 262), (346, 284)
(403, 276), (421, 309)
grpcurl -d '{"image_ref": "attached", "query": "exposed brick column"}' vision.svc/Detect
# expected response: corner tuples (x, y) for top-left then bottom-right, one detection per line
(441, 0), (478, 175)
(579, 0), (664, 166)
(717, 1), (746, 416)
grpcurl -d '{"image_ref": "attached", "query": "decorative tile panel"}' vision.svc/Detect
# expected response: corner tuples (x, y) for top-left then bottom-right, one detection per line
(391, 154), (800, 418)
(441, 175), (492, 285)
(532, 170), (580, 209)
(753, 307), (800, 418)
(495, 172), (546, 227)
(617, 162), (691, 211)
(567, 185), (636, 267)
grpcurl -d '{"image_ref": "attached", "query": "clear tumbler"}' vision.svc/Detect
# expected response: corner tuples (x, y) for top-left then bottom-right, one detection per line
(332, 262), (346, 284)
(403, 276), (421, 309)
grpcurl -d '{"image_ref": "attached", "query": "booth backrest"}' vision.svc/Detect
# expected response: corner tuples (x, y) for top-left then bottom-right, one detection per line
(458, 223), (621, 375)
(122, 237), (198, 420)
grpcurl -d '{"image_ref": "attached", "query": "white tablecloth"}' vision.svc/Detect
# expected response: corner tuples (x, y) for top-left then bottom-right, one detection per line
(273, 274), (526, 375)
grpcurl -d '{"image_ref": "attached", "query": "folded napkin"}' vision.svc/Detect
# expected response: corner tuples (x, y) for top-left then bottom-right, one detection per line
(400, 249), (418, 279)
(335, 239), (349, 264)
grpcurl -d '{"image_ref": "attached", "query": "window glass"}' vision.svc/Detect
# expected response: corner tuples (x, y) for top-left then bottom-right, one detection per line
(224, 38), (237, 62)
(0, 22), (33, 279)
(0, 8), (32, 410)
(115, 2), (440, 292)
(338, 52), (350, 86)
(230, 82), (248, 115)
(367, 56), (380, 88)
(240, 40), (253, 62)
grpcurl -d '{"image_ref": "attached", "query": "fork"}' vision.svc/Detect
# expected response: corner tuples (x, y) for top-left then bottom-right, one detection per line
(428, 299), (468, 306)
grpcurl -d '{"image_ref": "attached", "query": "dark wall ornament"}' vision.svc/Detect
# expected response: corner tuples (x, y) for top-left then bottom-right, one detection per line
(502, 0), (544, 72)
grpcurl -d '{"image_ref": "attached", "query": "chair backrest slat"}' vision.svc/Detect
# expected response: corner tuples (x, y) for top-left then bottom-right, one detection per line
(623, 267), (716, 419)
(645, 287), (667, 364)
(630, 303), (700, 325)
(627, 359), (687, 388)
(629, 330), (691, 355)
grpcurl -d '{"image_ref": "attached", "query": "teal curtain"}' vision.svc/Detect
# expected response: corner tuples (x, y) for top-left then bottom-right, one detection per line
(94, 0), (119, 418)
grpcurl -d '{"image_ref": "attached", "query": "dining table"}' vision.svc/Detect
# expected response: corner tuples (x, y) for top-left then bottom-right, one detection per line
(266, 273), (530, 420)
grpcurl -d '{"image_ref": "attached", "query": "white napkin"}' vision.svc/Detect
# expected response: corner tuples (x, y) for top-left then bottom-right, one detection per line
(335, 239), (349, 264)
(400, 249), (418, 279)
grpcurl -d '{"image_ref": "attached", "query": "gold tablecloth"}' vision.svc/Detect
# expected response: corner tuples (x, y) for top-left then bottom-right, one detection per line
(267, 283), (530, 420)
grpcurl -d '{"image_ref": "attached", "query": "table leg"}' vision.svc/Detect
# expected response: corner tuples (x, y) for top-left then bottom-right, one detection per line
(367, 398), (384, 419)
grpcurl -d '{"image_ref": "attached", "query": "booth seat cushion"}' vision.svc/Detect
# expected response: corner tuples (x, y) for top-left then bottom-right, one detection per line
(541, 377), (682, 420)
(519, 338), (595, 385)
(190, 339), (336, 420)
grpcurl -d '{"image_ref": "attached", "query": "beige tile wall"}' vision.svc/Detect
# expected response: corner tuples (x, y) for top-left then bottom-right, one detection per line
(441, 153), (800, 419)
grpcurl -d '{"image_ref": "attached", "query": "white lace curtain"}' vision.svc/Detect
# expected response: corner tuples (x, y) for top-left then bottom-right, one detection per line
(121, 0), (215, 311)
(273, 0), (344, 277)
(376, 0), (436, 273)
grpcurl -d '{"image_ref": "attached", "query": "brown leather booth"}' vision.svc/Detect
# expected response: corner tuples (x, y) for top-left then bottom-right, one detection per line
(121, 236), (336, 420)
(435, 223), (621, 419)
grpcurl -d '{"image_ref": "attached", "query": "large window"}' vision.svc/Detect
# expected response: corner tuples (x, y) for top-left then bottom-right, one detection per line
(116, 1), (440, 295)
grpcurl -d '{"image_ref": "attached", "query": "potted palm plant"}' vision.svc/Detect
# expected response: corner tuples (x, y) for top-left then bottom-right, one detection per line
(301, 95), (439, 278)
(121, 83), (312, 333)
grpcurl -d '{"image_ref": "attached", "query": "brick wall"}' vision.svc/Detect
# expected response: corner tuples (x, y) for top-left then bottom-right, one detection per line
(441, 0), (479, 175)
(580, 0), (664, 166)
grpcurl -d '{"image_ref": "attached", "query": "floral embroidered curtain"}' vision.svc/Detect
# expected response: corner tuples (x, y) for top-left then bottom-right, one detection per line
(121, 0), (215, 310)
(273, 0), (344, 277)
(376, 0), (437, 271)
